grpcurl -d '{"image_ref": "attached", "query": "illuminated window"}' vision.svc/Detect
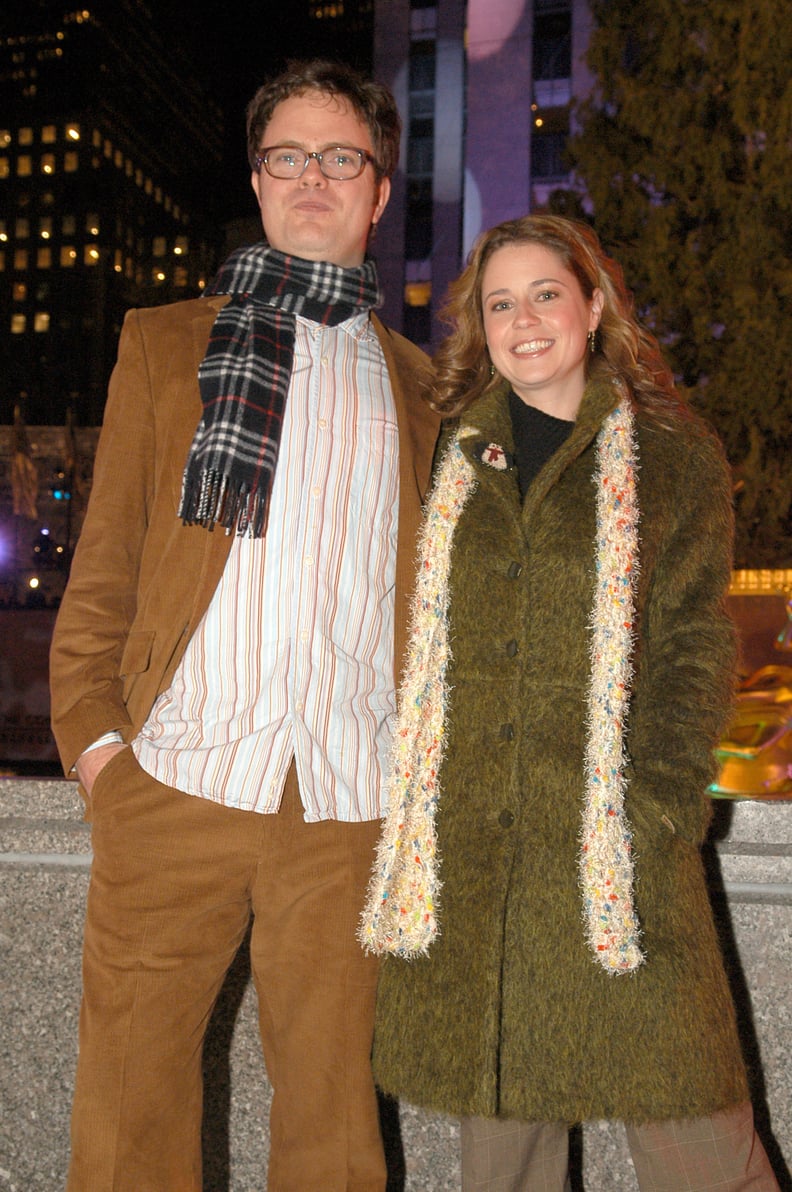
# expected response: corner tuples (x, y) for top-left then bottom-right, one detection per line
(154, 186), (162, 204)
(60, 245), (77, 267)
(153, 236), (167, 257)
(0, 251), (5, 271)
(11, 313), (27, 333)
(92, 128), (101, 147)
(174, 236), (188, 256)
(144, 177), (153, 195)
(152, 266), (167, 283)
(174, 265), (188, 287)
(103, 139), (112, 158)
(13, 282), (26, 300)
(39, 217), (52, 239)
(0, 130), (10, 147)
(404, 280), (432, 306)
(113, 249), (122, 272)
(17, 155), (32, 176)
(64, 151), (78, 171)
(84, 245), (100, 265)
(0, 220), (6, 241)
(66, 123), (81, 142)
(0, 158), (9, 178)
(37, 246), (51, 268)
(41, 152), (56, 174)
(14, 248), (28, 269)
(114, 149), (123, 168)
(135, 168), (143, 186)
(19, 127), (34, 145)
(125, 158), (132, 177)
(86, 214), (99, 236)
(15, 217), (30, 238)
(34, 311), (50, 332)
(42, 125), (57, 143)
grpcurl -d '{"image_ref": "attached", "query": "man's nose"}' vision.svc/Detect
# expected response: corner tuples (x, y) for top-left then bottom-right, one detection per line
(300, 155), (327, 184)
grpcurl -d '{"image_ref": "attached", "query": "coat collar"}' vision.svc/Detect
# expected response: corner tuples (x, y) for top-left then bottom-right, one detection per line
(456, 378), (623, 514)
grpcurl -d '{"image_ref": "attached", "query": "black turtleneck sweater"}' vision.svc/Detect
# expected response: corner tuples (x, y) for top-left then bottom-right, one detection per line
(508, 388), (575, 499)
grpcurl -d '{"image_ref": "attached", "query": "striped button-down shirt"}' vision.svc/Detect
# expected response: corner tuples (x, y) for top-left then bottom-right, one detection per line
(132, 312), (399, 821)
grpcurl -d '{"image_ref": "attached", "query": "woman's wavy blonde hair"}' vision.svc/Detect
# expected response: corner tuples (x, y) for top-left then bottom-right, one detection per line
(431, 214), (685, 422)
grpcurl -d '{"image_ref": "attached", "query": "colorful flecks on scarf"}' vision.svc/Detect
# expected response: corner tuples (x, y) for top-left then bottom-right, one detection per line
(581, 402), (644, 972)
(360, 401), (644, 974)
(359, 437), (478, 957)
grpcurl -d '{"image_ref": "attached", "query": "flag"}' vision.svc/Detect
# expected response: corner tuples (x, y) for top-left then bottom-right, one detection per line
(11, 405), (38, 520)
(63, 405), (79, 493)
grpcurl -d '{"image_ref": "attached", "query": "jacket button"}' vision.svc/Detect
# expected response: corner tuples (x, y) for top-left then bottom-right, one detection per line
(498, 809), (515, 828)
(499, 723), (515, 741)
(505, 639), (519, 657)
(507, 561), (522, 579)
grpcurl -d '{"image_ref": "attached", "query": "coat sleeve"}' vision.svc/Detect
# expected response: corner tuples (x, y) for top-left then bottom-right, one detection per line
(49, 309), (156, 775)
(627, 423), (737, 844)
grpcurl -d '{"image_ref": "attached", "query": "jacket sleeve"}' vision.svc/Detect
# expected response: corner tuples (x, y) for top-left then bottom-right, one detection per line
(49, 309), (156, 775)
(627, 424), (737, 844)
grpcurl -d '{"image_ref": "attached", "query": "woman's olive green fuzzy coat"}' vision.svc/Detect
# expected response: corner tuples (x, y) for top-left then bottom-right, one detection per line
(373, 381), (749, 1126)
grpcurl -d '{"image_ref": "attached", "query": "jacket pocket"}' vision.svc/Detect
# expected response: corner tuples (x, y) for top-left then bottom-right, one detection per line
(120, 629), (155, 705)
(120, 629), (155, 678)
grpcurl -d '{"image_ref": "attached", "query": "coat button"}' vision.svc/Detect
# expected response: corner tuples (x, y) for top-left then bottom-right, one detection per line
(498, 809), (515, 828)
(505, 639), (519, 657)
(507, 561), (523, 579)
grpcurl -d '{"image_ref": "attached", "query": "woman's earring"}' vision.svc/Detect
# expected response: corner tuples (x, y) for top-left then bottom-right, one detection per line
(588, 329), (596, 355)
(489, 363), (496, 377)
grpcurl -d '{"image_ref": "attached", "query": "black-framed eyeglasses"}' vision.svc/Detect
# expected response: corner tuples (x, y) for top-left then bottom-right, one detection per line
(254, 145), (377, 181)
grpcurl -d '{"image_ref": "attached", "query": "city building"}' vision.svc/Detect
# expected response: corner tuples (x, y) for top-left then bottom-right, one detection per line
(374, 0), (595, 346)
(0, 1), (223, 426)
(308, 0), (375, 71)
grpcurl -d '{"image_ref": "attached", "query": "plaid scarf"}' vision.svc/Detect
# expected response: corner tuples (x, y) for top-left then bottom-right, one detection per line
(179, 242), (383, 537)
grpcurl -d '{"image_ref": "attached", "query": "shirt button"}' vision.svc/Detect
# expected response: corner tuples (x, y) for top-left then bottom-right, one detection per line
(304, 556), (314, 566)
(507, 561), (523, 579)
(318, 418), (328, 429)
(498, 809), (515, 828)
(505, 639), (519, 657)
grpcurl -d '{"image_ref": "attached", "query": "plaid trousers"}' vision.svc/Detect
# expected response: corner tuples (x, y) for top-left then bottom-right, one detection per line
(461, 1102), (779, 1191)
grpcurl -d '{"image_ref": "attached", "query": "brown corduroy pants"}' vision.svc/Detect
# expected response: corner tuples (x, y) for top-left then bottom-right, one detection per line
(66, 749), (385, 1192)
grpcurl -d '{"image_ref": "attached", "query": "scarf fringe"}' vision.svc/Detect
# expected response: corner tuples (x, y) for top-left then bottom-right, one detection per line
(180, 468), (271, 538)
(360, 402), (645, 974)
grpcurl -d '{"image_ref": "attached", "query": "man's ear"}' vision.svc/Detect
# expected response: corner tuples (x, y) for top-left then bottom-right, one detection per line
(371, 176), (391, 228)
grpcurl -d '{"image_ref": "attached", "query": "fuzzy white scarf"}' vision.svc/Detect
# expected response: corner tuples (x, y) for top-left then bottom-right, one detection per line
(359, 402), (644, 974)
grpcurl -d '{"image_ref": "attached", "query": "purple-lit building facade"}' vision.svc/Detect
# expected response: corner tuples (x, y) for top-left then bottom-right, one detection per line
(374, 0), (595, 346)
